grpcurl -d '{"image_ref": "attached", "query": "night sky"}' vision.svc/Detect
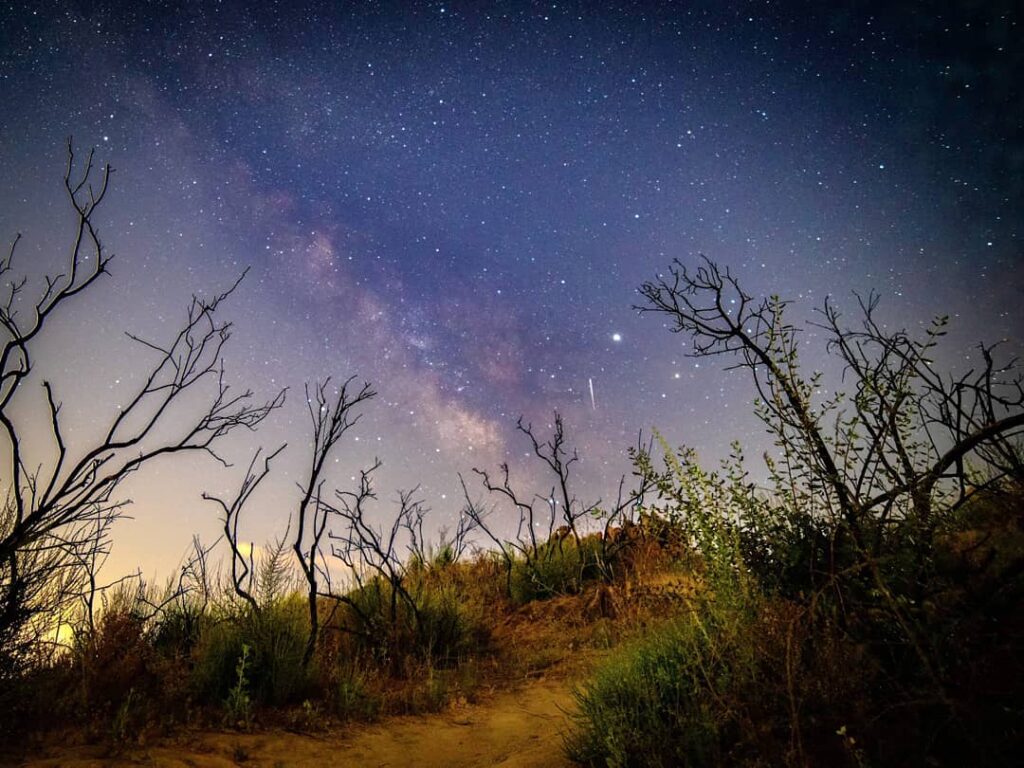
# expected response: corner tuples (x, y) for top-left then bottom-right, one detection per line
(1, 1), (1021, 580)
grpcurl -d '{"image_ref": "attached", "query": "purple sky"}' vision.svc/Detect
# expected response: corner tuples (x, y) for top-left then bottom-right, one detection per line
(1, 0), (1021, 580)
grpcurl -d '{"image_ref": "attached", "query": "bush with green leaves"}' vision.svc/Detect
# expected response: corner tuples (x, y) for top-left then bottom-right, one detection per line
(566, 444), (768, 766)
(564, 256), (1024, 766)
(191, 594), (311, 708)
(508, 535), (607, 605)
(567, 600), (754, 767)
(341, 567), (486, 669)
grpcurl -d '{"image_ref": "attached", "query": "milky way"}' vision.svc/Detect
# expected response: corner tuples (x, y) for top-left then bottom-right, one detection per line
(1, 1), (1020, 578)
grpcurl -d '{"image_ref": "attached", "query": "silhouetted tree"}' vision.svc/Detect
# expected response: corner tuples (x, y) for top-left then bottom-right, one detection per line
(293, 377), (375, 667)
(637, 255), (1024, 706)
(638, 257), (1023, 570)
(0, 141), (283, 676)
(326, 465), (426, 642)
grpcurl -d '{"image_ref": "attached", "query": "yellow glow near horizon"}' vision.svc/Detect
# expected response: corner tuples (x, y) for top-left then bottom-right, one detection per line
(236, 541), (258, 559)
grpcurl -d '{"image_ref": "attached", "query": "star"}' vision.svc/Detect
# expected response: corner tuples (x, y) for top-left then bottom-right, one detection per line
(0, 0), (1016, 584)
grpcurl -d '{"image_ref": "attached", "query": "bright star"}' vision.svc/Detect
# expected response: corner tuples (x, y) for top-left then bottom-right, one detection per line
(611, 332), (622, 342)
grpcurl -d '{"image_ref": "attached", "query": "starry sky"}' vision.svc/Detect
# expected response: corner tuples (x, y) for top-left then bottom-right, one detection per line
(1, 0), (1021, 580)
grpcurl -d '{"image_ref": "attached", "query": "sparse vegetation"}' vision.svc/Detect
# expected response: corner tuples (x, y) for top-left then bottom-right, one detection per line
(564, 257), (1024, 766)
(1, 154), (1021, 767)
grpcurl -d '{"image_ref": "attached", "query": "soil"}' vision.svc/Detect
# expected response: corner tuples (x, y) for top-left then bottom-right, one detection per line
(19, 675), (577, 767)
(15, 567), (693, 767)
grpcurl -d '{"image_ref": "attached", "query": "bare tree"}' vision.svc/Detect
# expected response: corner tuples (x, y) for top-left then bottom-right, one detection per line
(406, 487), (478, 568)
(637, 257), (1024, 571)
(293, 377), (375, 667)
(203, 445), (286, 614)
(637, 256), (1024, 707)
(470, 412), (652, 597)
(327, 465), (426, 645)
(148, 535), (217, 649)
(199, 377), (377, 665)
(0, 141), (283, 674)
(456, 473), (516, 593)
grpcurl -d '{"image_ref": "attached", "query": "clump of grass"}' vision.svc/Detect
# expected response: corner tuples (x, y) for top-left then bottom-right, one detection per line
(190, 619), (244, 704)
(509, 535), (608, 605)
(340, 568), (488, 669)
(333, 661), (381, 721)
(565, 589), (760, 768)
(191, 595), (312, 708)
(245, 596), (311, 704)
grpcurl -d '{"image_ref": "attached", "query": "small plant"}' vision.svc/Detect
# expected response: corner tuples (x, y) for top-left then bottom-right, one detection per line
(224, 643), (252, 729)
(110, 687), (138, 744)
(335, 664), (380, 721)
(424, 665), (449, 712)
(290, 699), (323, 731)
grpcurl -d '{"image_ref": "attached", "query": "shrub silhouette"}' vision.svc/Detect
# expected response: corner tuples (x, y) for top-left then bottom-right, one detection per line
(564, 257), (1024, 767)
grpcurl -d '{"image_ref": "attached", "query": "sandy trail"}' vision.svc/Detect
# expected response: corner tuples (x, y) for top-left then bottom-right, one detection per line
(22, 677), (576, 767)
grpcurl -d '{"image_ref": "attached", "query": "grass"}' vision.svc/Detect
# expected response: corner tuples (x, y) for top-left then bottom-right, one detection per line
(565, 588), (760, 768)
(7, 527), (619, 742)
(564, 480), (1024, 767)
(509, 535), (608, 604)
(4, 489), (1022, 767)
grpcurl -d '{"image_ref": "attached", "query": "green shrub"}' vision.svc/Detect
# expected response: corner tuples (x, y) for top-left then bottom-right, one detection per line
(342, 572), (487, 668)
(191, 595), (311, 708)
(414, 582), (486, 664)
(191, 618), (245, 704)
(510, 536), (606, 605)
(150, 598), (210, 656)
(565, 591), (760, 768)
(247, 596), (310, 704)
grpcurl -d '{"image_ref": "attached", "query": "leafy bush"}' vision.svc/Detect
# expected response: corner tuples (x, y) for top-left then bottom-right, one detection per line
(566, 431), (1024, 766)
(340, 567), (487, 669)
(509, 535), (607, 605)
(191, 595), (311, 708)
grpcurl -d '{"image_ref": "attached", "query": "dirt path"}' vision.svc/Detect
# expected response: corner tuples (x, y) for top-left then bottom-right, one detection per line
(22, 677), (577, 767)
